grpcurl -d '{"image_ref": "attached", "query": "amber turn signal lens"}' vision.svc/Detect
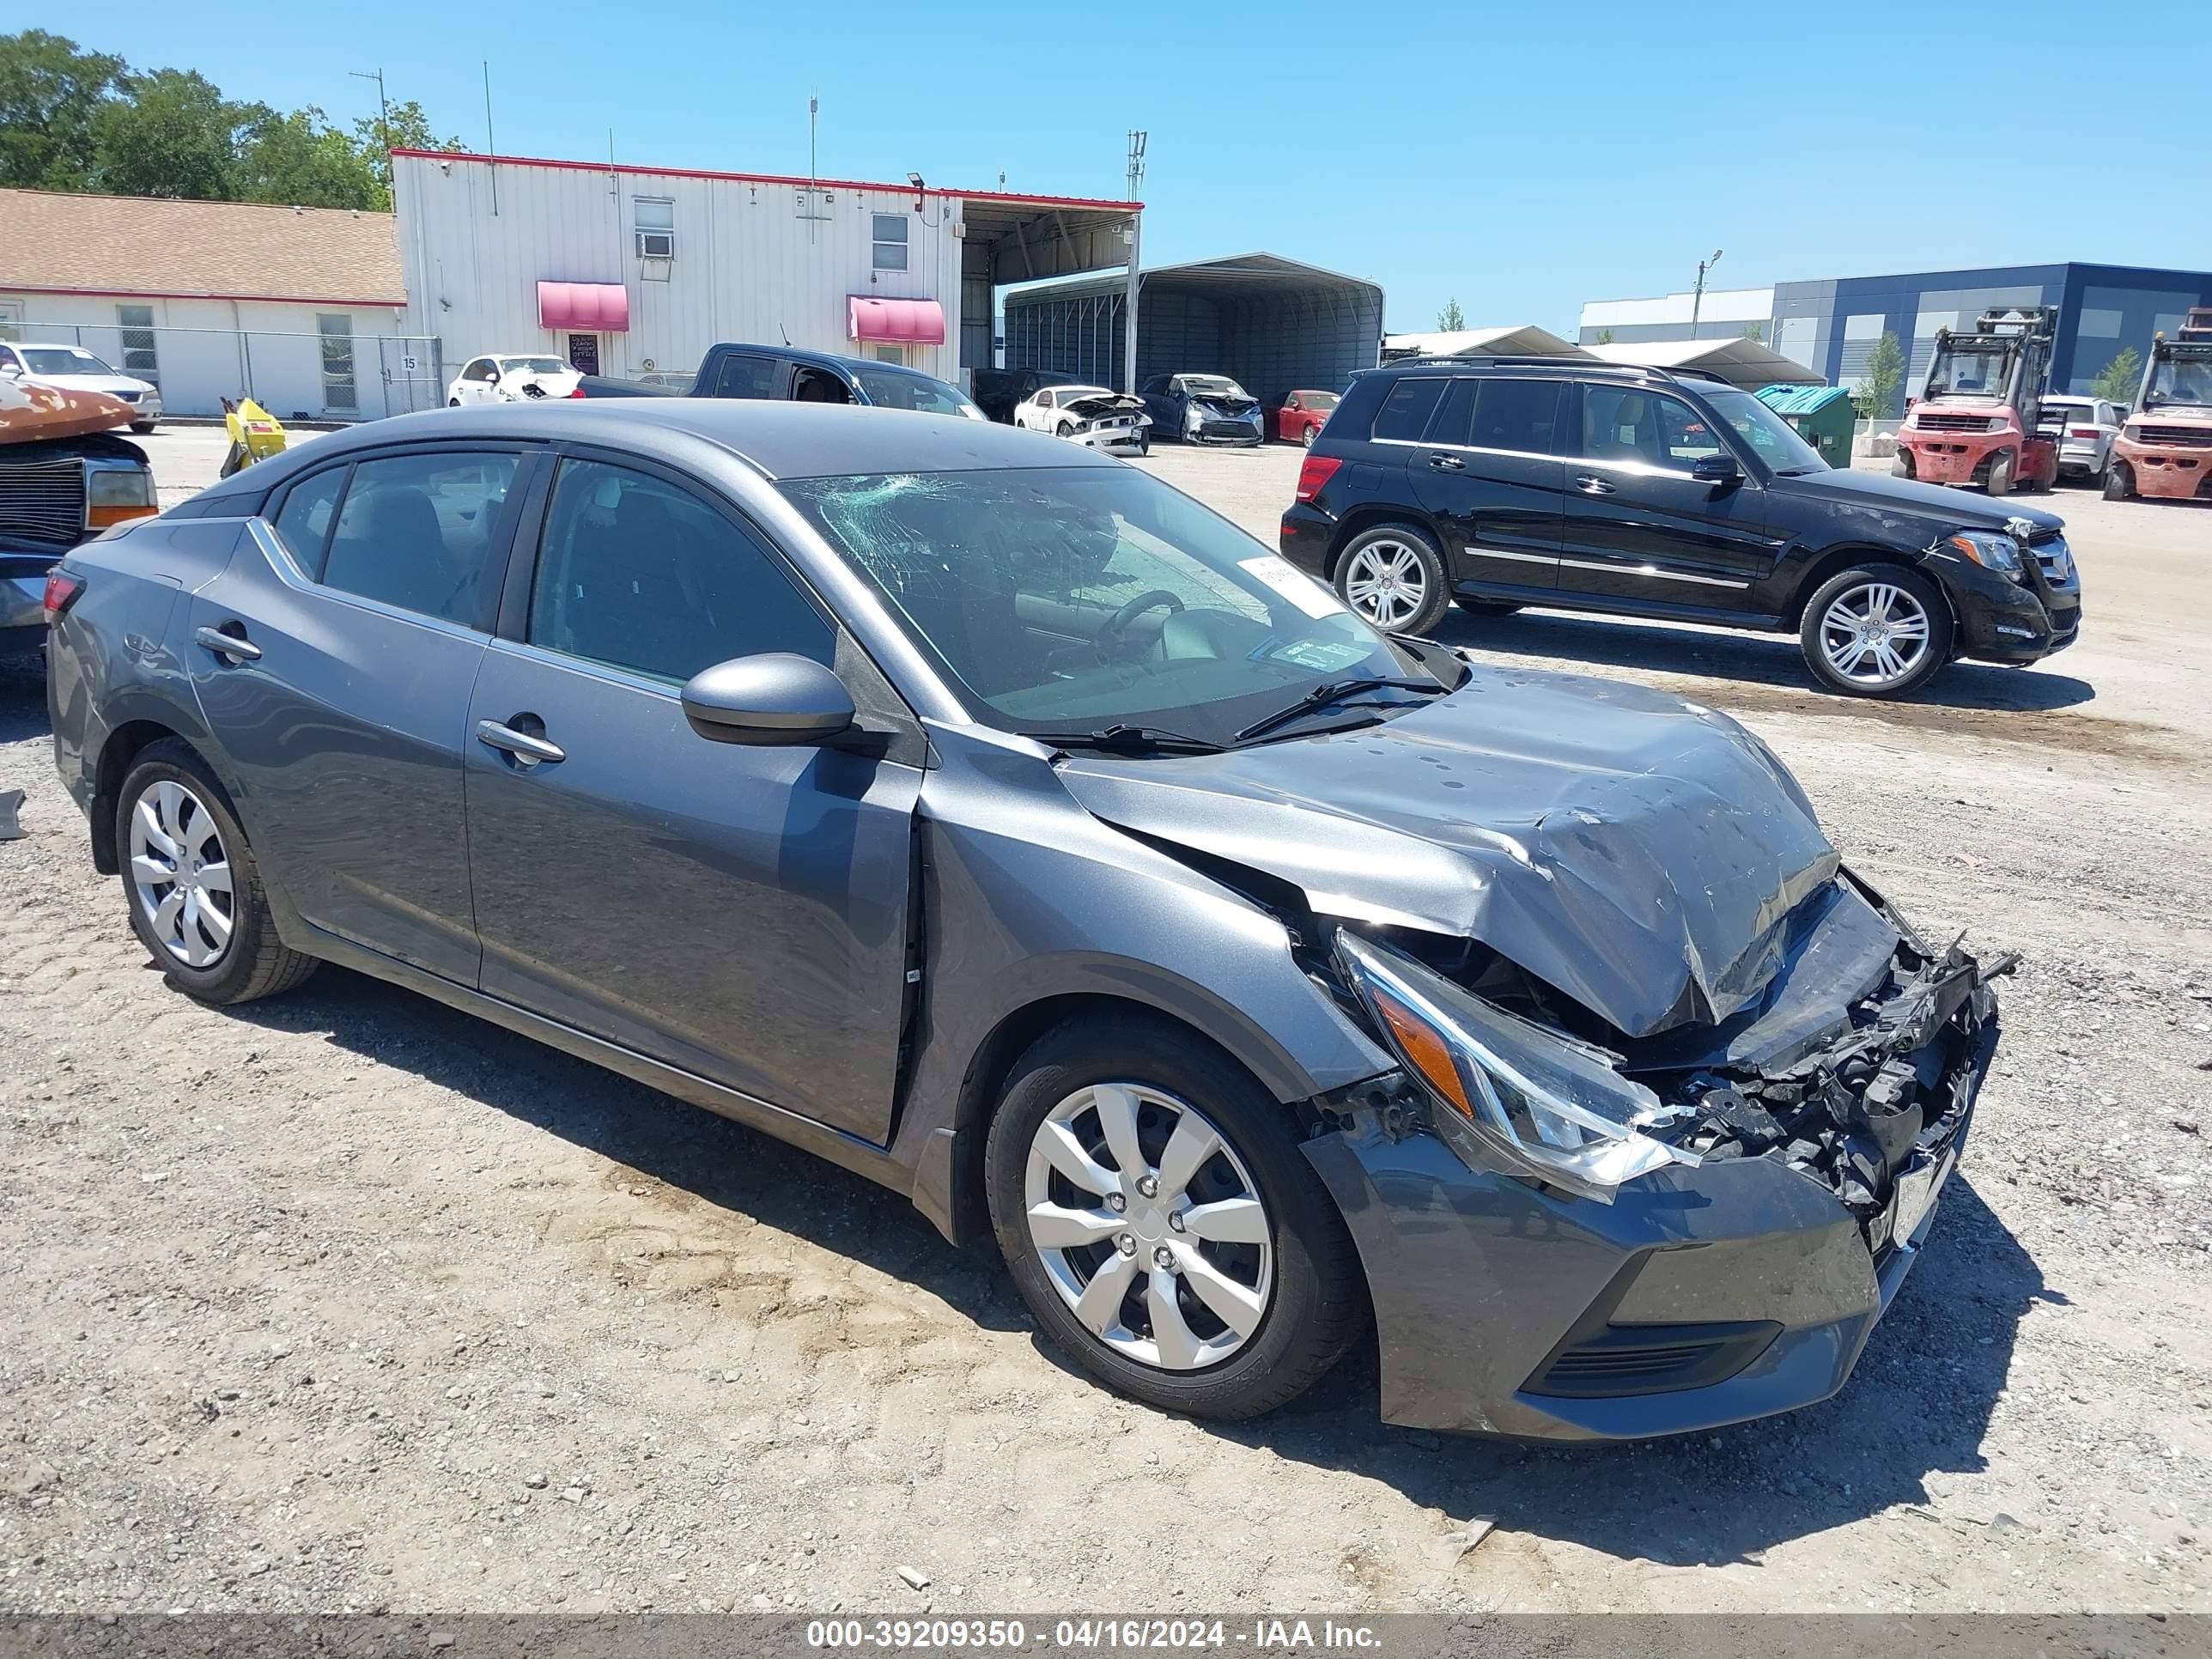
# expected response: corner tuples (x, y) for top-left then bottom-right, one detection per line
(87, 502), (158, 529)
(1372, 987), (1475, 1119)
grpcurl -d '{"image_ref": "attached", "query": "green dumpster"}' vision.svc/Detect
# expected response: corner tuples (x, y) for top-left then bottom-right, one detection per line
(1754, 382), (1856, 468)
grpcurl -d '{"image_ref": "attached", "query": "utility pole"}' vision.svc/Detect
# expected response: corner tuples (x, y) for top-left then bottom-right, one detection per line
(482, 61), (498, 215)
(350, 68), (392, 205)
(1692, 247), (1723, 334)
(1126, 130), (1147, 200)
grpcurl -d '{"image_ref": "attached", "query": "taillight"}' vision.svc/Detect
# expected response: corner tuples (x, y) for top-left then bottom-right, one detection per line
(568, 386), (586, 398)
(1294, 453), (1342, 502)
(43, 570), (85, 618)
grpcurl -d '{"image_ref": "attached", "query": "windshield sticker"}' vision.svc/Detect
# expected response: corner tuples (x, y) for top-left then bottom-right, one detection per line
(1238, 555), (1345, 620)
(1260, 637), (1370, 672)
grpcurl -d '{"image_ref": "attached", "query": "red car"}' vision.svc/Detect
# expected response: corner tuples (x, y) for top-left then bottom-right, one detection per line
(1274, 389), (1340, 447)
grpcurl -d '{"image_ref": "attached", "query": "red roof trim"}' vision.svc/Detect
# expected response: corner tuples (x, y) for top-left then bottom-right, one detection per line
(390, 149), (1142, 213)
(0, 282), (405, 307)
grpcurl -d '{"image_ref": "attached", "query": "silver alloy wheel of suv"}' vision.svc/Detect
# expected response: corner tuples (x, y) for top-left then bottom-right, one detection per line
(1817, 580), (1934, 690)
(1340, 538), (1429, 630)
(128, 779), (234, 968)
(1023, 1082), (1273, 1371)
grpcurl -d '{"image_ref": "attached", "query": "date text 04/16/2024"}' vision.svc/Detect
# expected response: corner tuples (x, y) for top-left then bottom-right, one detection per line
(805, 1620), (1383, 1650)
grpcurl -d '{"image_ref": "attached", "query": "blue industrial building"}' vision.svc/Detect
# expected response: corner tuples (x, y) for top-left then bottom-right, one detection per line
(1582, 262), (2212, 416)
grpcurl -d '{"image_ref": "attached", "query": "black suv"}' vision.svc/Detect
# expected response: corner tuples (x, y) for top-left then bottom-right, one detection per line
(1279, 357), (2083, 697)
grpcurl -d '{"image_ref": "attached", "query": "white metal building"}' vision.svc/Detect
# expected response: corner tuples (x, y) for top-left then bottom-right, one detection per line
(0, 188), (416, 420)
(392, 149), (1142, 392)
(1577, 285), (1778, 349)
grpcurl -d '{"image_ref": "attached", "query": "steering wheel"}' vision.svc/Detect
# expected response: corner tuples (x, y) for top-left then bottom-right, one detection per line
(1097, 589), (1184, 661)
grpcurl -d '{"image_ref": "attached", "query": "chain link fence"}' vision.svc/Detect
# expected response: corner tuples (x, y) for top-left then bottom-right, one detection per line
(1, 320), (446, 423)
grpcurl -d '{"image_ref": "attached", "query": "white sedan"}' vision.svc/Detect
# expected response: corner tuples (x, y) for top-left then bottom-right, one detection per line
(1013, 383), (1152, 453)
(0, 342), (161, 431)
(446, 354), (583, 406)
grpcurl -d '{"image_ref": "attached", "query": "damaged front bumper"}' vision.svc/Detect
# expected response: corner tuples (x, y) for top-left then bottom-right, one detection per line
(1302, 909), (2004, 1441)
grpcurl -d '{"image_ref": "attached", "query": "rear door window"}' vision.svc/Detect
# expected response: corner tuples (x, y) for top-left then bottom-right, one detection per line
(714, 354), (780, 398)
(321, 451), (519, 628)
(1471, 380), (1562, 454)
(1371, 377), (1447, 441)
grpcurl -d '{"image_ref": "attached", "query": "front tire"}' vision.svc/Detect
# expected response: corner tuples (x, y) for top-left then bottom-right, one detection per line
(1892, 449), (1915, 480)
(1332, 522), (1451, 635)
(1301, 424), (1317, 449)
(116, 740), (318, 1006)
(131, 420), (155, 434)
(985, 1016), (1364, 1420)
(1986, 453), (2014, 497)
(2105, 461), (2134, 501)
(1799, 563), (1952, 698)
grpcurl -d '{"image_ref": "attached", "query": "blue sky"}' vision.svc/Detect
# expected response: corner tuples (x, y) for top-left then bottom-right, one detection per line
(21, 0), (2212, 333)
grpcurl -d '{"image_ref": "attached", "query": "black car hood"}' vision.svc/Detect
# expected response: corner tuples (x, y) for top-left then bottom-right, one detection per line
(1773, 465), (2063, 533)
(1057, 665), (1852, 1039)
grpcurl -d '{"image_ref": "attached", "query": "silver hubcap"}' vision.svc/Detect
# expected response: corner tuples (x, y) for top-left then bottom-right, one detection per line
(1342, 540), (1427, 629)
(1819, 582), (1932, 687)
(1023, 1083), (1273, 1371)
(129, 780), (234, 968)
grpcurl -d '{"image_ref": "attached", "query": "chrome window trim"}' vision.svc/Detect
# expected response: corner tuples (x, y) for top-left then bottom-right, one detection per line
(1374, 434), (1710, 483)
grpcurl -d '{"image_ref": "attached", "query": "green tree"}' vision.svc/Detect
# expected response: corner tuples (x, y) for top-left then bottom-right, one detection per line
(1741, 321), (1764, 342)
(1850, 330), (1905, 421)
(0, 29), (123, 190)
(89, 67), (248, 198)
(2090, 345), (2142, 406)
(235, 106), (379, 209)
(1436, 297), (1466, 332)
(1595, 327), (1614, 345)
(353, 98), (467, 208)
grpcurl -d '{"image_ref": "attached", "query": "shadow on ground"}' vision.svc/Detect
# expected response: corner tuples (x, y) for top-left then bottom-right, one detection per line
(1430, 608), (2097, 716)
(0, 659), (49, 745)
(232, 960), (2052, 1566)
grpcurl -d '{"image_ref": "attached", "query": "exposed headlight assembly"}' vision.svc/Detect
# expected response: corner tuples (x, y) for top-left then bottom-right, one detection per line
(1948, 528), (2023, 577)
(1335, 933), (1698, 1203)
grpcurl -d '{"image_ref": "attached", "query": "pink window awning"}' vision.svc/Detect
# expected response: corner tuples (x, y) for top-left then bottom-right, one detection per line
(848, 295), (945, 346)
(537, 280), (630, 332)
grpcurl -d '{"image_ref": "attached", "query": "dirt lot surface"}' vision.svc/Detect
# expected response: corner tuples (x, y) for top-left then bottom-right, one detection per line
(3, 429), (2208, 1616)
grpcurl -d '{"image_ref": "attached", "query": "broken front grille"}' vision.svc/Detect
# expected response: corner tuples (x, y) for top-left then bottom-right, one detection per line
(0, 457), (87, 547)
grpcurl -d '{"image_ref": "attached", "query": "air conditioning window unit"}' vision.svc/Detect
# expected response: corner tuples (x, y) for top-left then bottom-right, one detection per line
(635, 228), (676, 260)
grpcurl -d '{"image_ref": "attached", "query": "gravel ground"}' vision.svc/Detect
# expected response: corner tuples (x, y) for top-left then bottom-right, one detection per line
(2, 430), (2208, 1615)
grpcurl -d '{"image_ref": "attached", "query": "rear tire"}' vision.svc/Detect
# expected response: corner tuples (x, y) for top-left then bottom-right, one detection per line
(116, 740), (318, 1006)
(1799, 563), (1952, 699)
(984, 1015), (1365, 1420)
(1332, 522), (1451, 636)
(2104, 462), (2133, 501)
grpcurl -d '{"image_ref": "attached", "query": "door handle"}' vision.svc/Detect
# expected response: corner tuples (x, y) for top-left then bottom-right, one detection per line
(476, 719), (566, 767)
(1426, 453), (1464, 471)
(193, 624), (260, 663)
(1574, 475), (1617, 495)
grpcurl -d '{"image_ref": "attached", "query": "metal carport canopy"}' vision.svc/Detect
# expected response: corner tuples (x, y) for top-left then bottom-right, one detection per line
(1585, 337), (1824, 390)
(1003, 252), (1385, 398)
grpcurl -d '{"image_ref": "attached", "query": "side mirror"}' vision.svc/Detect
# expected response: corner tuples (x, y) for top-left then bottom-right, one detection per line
(1691, 453), (1741, 485)
(681, 653), (854, 746)
(0, 362), (20, 378)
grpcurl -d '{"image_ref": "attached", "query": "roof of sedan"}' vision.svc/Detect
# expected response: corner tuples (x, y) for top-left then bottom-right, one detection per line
(282, 400), (1123, 483)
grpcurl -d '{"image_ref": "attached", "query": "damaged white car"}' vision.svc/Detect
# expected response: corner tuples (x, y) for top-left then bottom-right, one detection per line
(446, 355), (583, 406)
(1014, 384), (1152, 454)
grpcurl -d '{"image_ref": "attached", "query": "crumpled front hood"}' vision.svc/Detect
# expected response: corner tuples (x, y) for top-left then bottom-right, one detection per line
(1056, 665), (1843, 1038)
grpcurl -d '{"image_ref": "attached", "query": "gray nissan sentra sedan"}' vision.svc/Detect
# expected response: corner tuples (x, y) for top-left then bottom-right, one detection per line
(44, 401), (2008, 1439)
